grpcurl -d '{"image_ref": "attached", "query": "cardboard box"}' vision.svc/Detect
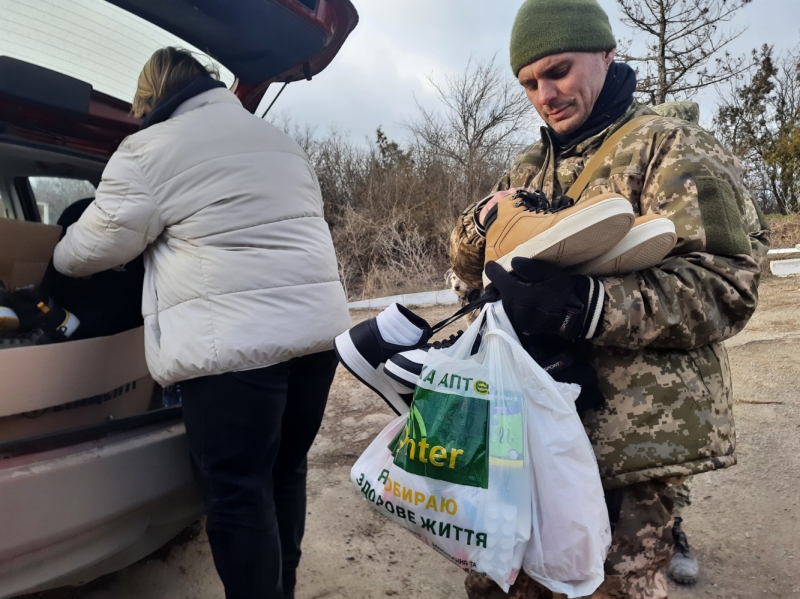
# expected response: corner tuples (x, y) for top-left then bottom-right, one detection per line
(0, 218), (153, 435)
(0, 375), (155, 442)
(0, 219), (62, 290)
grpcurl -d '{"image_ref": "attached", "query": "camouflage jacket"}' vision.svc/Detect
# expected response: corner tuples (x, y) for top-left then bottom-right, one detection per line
(449, 102), (771, 488)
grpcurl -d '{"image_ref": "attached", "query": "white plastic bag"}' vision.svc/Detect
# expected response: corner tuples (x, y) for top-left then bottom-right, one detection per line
(350, 302), (610, 596)
(508, 331), (612, 597)
(351, 302), (534, 590)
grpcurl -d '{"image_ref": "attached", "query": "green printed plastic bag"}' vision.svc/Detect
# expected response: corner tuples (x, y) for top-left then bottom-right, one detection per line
(351, 302), (534, 591)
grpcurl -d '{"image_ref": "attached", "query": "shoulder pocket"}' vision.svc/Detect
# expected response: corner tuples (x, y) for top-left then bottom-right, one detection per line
(695, 176), (751, 256)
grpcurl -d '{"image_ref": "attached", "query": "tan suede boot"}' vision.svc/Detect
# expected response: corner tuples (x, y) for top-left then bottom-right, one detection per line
(482, 191), (634, 287)
(571, 214), (677, 276)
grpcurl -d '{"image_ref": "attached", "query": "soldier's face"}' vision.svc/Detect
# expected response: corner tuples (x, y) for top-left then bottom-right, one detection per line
(518, 50), (615, 135)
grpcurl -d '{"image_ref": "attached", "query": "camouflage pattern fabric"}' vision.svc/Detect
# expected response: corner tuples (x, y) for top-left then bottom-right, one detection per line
(451, 200), (490, 290)
(672, 476), (692, 519)
(649, 101), (700, 124)
(464, 481), (675, 599)
(448, 102), (771, 488)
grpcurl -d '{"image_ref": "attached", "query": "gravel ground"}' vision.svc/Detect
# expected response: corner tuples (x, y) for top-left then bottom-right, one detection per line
(24, 276), (800, 599)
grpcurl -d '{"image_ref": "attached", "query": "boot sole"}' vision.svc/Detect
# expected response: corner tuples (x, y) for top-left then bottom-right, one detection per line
(483, 198), (634, 287)
(334, 331), (412, 415)
(668, 561), (699, 585)
(572, 218), (678, 276)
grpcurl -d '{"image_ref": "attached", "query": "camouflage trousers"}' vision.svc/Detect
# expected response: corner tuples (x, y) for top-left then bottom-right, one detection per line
(465, 481), (675, 599)
(672, 476), (692, 519)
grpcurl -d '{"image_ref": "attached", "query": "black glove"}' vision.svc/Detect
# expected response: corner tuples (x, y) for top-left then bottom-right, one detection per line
(484, 257), (604, 341)
(520, 335), (605, 413)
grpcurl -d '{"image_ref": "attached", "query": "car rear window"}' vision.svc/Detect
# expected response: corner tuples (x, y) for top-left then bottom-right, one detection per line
(29, 177), (96, 225)
(0, 0), (234, 104)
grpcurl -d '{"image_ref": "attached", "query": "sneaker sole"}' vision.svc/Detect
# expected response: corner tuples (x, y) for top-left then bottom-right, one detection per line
(572, 218), (677, 276)
(334, 331), (412, 415)
(0, 308), (19, 332)
(483, 197), (635, 286)
(384, 357), (421, 387)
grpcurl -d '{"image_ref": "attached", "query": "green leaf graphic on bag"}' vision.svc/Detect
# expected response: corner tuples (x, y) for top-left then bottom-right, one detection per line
(409, 404), (427, 438)
(388, 387), (489, 488)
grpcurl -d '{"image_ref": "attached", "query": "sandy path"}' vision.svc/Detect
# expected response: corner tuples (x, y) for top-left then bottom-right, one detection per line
(24, 278), (800, 599)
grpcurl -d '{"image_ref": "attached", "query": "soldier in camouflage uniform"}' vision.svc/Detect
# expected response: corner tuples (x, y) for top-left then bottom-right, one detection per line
(648, 102), (701, 587)
(451, 1), (770, 597)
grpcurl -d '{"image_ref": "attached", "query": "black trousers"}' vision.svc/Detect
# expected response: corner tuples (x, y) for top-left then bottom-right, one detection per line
(181, 350), (338, 599)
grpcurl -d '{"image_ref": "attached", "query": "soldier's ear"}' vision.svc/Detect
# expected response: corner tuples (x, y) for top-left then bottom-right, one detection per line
(604, 49), (616, 69)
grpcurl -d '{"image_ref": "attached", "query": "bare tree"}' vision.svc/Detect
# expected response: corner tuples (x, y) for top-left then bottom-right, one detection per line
(715, 44), (800, 214)
(616, 0), (753, 105)
(271, 59), (540, 299)
(404, 56), (536, 202)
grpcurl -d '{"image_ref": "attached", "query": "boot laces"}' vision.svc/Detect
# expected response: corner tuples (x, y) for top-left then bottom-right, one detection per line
(672, 517), (692, 556)
(428, 331), (463, 350)
(512, 190), (575, 214)
(513, 189), (550, 213)
(549, 194), (575, 212)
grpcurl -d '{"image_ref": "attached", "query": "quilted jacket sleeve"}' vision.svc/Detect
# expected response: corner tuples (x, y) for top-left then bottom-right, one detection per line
(593, 124), (766, 350)
(54, 140), (163, 278)
(449, 201), (489, 290)
(448, 176), (516, 290)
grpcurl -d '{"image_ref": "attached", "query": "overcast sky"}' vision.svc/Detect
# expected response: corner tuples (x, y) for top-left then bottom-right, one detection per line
(257, 0), (799, 144)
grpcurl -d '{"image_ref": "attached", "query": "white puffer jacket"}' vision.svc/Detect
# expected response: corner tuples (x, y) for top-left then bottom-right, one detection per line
(54, 88), (351, 386)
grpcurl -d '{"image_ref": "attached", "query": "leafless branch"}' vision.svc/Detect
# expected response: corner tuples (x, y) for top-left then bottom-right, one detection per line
(615, 0), (754, 104)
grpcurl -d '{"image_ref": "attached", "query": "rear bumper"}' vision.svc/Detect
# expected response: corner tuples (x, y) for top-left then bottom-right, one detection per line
(0, 420), (203, 598)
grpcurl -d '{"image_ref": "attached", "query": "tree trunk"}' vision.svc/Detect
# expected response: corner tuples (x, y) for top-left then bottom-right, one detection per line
(769, 175), (789, 215)
(657, 0), (668, 105)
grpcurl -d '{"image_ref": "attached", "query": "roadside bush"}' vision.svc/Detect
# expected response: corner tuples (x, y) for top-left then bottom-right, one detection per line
(275, 58), (536, 300)
(766, 214), (800, 248)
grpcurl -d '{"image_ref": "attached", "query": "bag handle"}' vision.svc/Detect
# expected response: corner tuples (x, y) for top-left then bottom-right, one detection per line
(565, 115), (659, 201)
(431, 287), (500, 334)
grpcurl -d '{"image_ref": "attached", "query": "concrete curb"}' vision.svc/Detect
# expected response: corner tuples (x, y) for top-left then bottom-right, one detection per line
(348, 289), (459, 309)
(346, 246), (800, 305)
(770, 258), (800, 277)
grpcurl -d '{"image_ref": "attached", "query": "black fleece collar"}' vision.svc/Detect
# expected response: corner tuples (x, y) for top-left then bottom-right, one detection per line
(140, 77), (227, 130)
(549, 61), (637, 149)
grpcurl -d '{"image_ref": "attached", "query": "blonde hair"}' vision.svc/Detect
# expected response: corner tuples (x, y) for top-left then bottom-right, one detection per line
(131, 47), (220, 118)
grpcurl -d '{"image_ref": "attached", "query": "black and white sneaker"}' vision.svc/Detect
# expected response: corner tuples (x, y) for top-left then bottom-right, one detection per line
(6, 287), (80, 344)
(383, 332), (465, 392)
(334, 303), (432, 415)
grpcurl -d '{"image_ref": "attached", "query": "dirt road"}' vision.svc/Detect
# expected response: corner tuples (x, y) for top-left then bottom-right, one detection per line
(26, 276), (800, 599)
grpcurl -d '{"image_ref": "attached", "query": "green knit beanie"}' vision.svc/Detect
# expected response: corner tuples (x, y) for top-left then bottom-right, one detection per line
(510, 0), (617, 76)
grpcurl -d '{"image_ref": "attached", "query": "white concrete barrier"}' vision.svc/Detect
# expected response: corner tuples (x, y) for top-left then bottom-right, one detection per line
(348, 289), (459, 309)
(770, 258), (800, 277)
(767, 247), (800, 255)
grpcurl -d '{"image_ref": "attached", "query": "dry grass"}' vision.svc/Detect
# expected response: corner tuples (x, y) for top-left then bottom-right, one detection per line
(766, 213), (800, 248)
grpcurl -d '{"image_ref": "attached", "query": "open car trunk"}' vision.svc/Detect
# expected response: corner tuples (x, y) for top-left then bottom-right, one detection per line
(0, 145), (202, 597)
(108, 0), (359, 110)
(0, 0), (358, 160)
(0, 135), (202, 597)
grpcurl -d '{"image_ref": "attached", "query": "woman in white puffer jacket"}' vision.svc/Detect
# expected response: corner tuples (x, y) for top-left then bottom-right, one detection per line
(54, 47), (351, 599)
